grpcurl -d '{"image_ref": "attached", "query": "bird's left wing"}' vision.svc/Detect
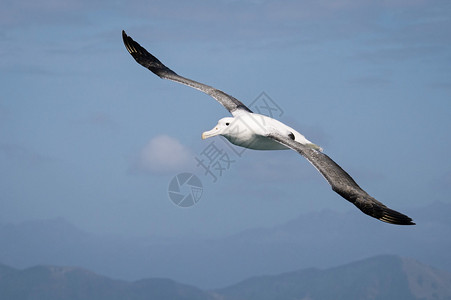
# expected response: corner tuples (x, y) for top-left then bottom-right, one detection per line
(122, 31), (252, 116)
(267, 132), (415, 225)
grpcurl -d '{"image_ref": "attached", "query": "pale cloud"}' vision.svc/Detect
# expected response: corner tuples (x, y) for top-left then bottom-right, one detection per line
(129, 135), (193, 174)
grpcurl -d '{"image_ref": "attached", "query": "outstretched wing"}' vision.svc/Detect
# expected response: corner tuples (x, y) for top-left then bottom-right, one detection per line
(267, 132), (415, 225)
(122, 30), (252, 116)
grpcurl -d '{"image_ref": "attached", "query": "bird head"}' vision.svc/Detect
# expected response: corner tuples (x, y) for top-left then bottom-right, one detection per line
(201, 117), (234, 139)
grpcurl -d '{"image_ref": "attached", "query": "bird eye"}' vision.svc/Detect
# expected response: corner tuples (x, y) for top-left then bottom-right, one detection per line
(225, 122), (230, 126)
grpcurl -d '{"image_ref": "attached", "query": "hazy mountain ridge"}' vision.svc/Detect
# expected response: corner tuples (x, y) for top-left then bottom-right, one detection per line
(0, 202), (450, 288)
(215, 255), (451, 300)
(1, 255), (450, 300)
(0, 263), (215, 300)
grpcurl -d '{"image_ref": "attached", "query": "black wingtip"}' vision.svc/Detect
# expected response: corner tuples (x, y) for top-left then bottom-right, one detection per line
(121, 30), (134, 54)
(122, 30), (129, 44)
(379, 207), (415, 225)
(354, 197), (415, 225)
(122, 30), (137, 55)
(121, 30), (178, 79)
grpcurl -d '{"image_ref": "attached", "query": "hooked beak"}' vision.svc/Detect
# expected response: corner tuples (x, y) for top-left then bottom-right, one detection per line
(202, 127), (220, 140)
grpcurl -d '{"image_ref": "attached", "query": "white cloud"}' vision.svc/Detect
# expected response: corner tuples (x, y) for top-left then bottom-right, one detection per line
(130, 135), (193, 174)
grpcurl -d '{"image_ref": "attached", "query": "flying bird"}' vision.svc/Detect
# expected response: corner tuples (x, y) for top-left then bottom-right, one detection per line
(122, 30), (415, 225)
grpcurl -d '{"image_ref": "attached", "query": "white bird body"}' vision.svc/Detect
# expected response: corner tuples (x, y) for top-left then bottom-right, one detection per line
(202, 113), (321, 151)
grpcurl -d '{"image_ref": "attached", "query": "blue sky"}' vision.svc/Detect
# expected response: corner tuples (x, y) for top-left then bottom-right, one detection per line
(1, 0), (450, 237)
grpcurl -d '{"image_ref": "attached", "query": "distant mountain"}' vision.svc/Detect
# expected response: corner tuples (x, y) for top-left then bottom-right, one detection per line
(1, 255), (450, 300)
(0, 202), (450, 288)
(0, 263), (16, 280)
(216, 255), (451, 300)
(0, 263), (215, 300)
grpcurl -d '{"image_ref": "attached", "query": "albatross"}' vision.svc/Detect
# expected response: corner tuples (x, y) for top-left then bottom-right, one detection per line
(122, 30), (415, 225)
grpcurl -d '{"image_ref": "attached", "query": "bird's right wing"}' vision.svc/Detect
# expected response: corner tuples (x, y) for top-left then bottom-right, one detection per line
(122, 31), (252, 116)
(267, 132), (415, 225)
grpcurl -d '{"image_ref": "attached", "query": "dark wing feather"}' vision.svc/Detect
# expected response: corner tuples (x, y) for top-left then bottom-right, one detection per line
(268, 132), (415, 225)
(122, 30), (252, 116)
